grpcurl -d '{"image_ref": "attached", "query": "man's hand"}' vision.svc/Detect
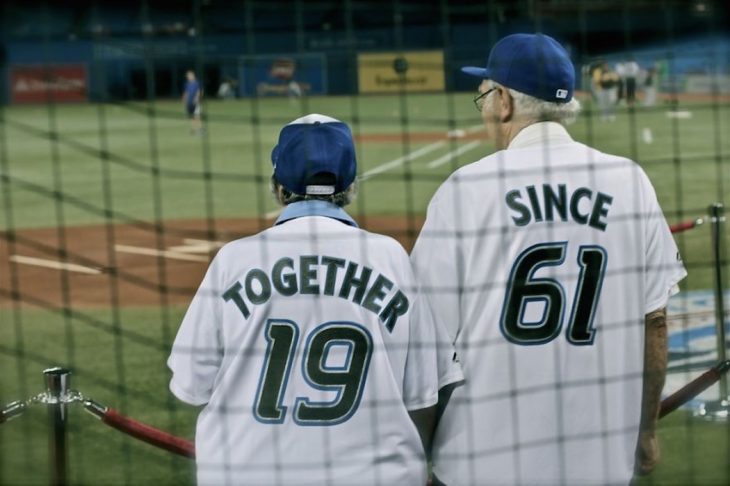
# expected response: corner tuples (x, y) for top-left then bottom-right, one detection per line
(635, 429), (659, 475)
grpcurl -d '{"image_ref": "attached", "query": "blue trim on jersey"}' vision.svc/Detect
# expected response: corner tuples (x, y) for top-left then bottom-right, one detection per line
(275, 200), (358, 228)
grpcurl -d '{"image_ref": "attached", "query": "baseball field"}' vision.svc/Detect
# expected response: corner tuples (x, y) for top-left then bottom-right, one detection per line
(1, 92), (729, 484)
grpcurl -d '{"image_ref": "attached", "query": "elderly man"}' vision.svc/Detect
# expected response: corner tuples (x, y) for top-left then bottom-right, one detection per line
(411, 33), (685, 485)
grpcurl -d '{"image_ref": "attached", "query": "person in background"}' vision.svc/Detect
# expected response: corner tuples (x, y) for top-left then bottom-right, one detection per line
(598, 62), (620, 121)
(643, 66), (658, 107)
(182, 70), (203, 135)
(615, 60), (626, 105)
(624, 57), (640, 107)
(588, 61), (604, 103)
(217, 77), (236, 100)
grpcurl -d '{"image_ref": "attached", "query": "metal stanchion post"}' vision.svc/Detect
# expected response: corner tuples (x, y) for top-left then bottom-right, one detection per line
(695, 203), (729, 421)
(44, 367), (71, 485)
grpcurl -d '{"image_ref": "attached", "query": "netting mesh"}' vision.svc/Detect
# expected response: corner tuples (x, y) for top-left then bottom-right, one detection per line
(0, 0), (729, 484)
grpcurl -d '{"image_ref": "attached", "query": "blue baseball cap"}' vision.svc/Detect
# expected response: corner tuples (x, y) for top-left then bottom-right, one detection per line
(271, 114), (357, 196)
(462, 33), (574, 103)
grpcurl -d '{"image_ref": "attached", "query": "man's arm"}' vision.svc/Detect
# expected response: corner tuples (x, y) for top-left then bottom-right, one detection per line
(408, 406), (437, 458)
(635, 307), (668, 476)
(408, 382), (460, 461)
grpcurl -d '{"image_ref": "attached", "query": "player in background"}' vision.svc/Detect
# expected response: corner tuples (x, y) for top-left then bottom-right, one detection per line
(643, 65), (658, 107)
(597, 62), (620, 122)
(168, 114), (463, 485)
(182, 70), (202, 135)
(615, 60), (626, 105)
(623, 57), (641, 107)
(411, 33), (686, 485)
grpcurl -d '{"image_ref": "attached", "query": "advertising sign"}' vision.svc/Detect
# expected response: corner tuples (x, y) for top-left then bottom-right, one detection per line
(10, 64), (87, 103)
(238, 54), (327, 97)
(357, 51), (444, 94)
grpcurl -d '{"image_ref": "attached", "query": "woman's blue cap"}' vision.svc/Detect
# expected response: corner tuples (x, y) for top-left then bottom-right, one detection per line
(271, 114), (357, 196)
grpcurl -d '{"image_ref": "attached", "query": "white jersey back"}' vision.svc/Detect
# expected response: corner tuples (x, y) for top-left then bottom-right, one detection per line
(411, 122), (686, 485)
(169, 215), (462, 485)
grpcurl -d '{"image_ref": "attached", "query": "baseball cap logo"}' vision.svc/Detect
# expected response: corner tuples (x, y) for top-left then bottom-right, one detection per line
(556, 89), (568, 99)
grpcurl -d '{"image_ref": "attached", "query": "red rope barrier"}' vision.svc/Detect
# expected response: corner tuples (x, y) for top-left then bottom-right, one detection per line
(670, 218), (703, 234)
(83, 400), (194, 458)
(72, 360), (728, 461)
(659, 360), (730, 418)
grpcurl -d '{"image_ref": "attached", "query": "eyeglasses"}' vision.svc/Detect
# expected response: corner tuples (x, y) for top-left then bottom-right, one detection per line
(473, 87), (497, 112)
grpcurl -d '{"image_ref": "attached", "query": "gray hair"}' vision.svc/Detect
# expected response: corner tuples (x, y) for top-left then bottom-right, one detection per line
(270, 175), (357, 208)
(493, 82), (581, 125)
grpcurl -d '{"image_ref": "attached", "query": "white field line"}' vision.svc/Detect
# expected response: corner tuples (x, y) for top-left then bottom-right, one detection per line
(666, 110), (693, 119)
(115, 244), (209, 262)
(168, 238), (226, 253)
(359, 124), (483, 180)
(426, 140), (481, 169)
(184, 238), (226, 247)
(9, 255), (102, 275)
(265, 208), (283, 219)
(462, 123), (484, 134)
(359, 140), (446, 180)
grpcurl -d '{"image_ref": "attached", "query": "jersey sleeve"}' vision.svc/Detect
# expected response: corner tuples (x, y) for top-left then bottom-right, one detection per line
(410, 184), (463, 343)
(402, 288), (464, 411)
(167, 256), (224, 406)
(641, 174), (687, 314)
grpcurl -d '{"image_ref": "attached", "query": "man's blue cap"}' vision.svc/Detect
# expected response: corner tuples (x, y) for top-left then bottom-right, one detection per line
(461, 33), (574, 103)
(271, 114), (357, 196)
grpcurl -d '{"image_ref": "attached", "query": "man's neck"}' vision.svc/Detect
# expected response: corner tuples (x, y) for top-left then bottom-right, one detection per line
(497, 120), (532, 150)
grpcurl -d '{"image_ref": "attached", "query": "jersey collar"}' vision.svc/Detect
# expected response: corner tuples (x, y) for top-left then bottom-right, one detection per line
(274, 200), (359, 228)
(507, 121), (573, 150)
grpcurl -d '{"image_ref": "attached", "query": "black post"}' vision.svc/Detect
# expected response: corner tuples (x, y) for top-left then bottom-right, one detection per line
(44, 367), (71, 486)
(697, 204), (730, 421)
(709, 203), (728, 401)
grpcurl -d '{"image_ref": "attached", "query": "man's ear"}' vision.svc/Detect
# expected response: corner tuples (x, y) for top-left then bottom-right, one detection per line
(499, 89), (514, 123)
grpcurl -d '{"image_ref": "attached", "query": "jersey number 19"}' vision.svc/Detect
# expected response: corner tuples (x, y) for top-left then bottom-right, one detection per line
(254, 319), (373, 426)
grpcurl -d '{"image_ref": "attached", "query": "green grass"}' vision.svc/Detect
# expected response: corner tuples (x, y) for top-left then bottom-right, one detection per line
(1, 93), (729, 484)
(2, 94), (726, 226)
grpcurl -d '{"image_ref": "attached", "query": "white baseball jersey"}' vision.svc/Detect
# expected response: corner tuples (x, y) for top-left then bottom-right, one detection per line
(168, 201), (463, 485)
(411, 122), (686, 485)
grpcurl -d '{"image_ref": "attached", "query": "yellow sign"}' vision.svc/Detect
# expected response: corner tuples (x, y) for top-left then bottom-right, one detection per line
(357, 51), (445, 93)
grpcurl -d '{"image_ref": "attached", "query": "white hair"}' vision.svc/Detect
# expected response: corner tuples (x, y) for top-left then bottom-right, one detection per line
(270, 175), (357, 207)
(493, 82), (581, 125)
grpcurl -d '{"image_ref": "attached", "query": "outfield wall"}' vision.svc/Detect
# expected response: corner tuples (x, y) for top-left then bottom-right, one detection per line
(2, 33), (729, 104)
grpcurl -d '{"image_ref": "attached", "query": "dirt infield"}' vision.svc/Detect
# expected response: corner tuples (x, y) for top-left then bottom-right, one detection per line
(0, 215), (424, 309)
